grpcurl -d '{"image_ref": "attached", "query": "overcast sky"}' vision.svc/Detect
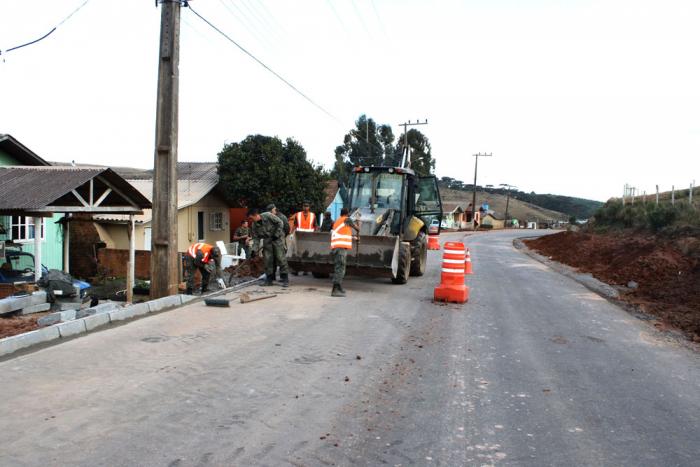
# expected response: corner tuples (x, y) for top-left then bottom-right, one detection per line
(1, 0), (699, 201)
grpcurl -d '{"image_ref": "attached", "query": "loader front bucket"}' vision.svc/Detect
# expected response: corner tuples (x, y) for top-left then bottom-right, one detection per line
(287, 232), (400, 278)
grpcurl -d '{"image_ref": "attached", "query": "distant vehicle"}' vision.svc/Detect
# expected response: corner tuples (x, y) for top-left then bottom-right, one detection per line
(428, 219), (440, 234)
(441, 220), (448, 229)
(0, 249), (90, 297)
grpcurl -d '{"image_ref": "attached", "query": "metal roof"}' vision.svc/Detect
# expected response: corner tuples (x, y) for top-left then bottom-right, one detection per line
(0, 166), (151, 213)
(0, 134), (50, 166)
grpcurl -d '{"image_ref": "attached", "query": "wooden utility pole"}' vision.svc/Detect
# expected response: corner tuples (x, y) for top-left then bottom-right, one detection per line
(150, 0), (181, 299)
(398, 119), (428, 168)
(471, 153), (492, 230)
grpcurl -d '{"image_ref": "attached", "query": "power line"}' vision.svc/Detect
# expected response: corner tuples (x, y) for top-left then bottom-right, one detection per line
(1, 0), (91, 56)
(187, 4), (341, 124)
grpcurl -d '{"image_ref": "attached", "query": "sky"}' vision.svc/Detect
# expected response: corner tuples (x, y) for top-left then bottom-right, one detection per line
(1, 0), (699, 202)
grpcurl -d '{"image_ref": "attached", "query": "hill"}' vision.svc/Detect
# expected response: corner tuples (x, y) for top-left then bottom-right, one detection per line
(437, 179), (602, 219)
(440, 188), (569, 222)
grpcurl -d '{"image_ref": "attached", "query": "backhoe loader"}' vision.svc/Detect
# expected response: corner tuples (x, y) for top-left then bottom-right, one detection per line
(287, 166), (442, 284)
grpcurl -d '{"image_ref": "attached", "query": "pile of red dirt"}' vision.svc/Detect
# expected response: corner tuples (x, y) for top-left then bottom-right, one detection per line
(0, 315), (41, 339)
(525, 231), (700, 340)
(226, 256), (265, 278)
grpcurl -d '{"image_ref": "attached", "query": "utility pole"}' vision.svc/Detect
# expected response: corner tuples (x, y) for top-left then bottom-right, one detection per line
(471, 153), (492, 230)
(398, 119), (428, 168)
(150, 0), (182, 299)
(500, 183), (517, 227)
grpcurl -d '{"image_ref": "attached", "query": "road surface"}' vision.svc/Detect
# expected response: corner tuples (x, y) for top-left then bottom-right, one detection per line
(1, 230), (699, 466)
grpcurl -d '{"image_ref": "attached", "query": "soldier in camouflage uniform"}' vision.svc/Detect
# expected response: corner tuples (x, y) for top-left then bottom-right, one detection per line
(249, 206), (289, 287)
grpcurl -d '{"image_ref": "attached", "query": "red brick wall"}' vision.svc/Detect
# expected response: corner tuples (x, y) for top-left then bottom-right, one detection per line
(97, 249), (152, 280)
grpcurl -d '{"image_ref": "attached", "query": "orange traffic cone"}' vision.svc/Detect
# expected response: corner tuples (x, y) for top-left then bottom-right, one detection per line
(434, 241), (469, 303)
(427, 234), (440, 250)
(464, 248), (473, 275)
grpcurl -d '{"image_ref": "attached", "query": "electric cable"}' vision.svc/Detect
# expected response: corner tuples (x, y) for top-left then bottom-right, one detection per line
(1, 0), (90, 55)
(187, 3), (341, 124)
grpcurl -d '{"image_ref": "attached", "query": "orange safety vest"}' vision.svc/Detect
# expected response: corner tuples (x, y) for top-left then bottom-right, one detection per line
(295, 211), (316, 232)
(187, 242), (214, 263)
(331, 216), (353, 250)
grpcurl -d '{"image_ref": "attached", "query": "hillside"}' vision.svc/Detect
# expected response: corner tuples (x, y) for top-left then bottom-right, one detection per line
(440, 188), (568, 222)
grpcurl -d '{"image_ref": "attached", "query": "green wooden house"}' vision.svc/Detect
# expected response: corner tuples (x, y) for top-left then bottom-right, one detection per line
(0, 134), (65, 270)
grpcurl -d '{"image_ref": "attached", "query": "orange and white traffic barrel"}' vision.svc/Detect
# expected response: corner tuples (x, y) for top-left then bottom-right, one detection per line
(434, 241), (469, 303)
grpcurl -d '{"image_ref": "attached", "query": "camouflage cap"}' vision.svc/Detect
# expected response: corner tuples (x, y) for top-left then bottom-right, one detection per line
(266, 203), (276, 211)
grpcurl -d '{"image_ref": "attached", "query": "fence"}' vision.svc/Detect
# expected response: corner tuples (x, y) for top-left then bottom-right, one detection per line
(622, 182), (698, 208)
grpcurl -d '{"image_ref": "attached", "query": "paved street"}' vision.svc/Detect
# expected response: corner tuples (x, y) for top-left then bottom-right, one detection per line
(1, 230), (699, 466)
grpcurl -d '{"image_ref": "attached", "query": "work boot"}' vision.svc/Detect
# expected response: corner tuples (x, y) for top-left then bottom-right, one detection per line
(331, 284), (346, 297)
(263, 274), (274, 286)
(280, 273), (289, 288)
(338, 284), (346, 295)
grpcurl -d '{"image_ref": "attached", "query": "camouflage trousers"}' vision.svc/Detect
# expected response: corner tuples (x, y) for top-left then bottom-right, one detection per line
(184, 256), (210, 293)
(263, 239), (289, 277)
(332, 248), (347, 285)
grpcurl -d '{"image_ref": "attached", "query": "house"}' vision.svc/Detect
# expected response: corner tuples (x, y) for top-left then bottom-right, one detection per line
(441, 203), (466, 229)
(324, 180), (346, 220)
(482, 213), (505, 230)
(94, 162), (230, 253)
(0, 134), (65, 271)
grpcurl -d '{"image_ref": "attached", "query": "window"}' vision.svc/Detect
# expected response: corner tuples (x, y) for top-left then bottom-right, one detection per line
(209, 212), (224, 231)
(10, 216), (44, 242)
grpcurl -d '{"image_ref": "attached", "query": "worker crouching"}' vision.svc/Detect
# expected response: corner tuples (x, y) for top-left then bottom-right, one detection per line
(185, 243), (225, 295)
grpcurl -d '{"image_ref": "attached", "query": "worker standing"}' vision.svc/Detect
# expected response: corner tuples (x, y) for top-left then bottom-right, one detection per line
(232, 219), (251, 258)
(293, 201), (317, 233)
(185, 242), (225, 295)
(330, 207), (359, 297)
(320, 211), (333, 232)
(249, 206), (290, 287)
(292, 201), (317, 276)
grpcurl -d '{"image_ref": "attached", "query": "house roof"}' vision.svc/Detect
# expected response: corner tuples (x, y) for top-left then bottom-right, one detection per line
(94, 163), (220, 223)
(0, 134), (50, 166)
(324, 180), (340, 208)
(0, 166), (151, 213)
(484, 212), (505, 221)
(442, 202), (464, 214)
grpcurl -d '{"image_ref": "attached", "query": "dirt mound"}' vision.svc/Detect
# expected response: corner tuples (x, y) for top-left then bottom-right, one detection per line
(0, 315), (40, 339)
(525, 231), (700, 340)
(226, 256), (265, 278)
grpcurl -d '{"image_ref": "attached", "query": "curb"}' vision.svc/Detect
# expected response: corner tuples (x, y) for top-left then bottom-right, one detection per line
(0, 278), (262, 359)
(513, 237), (620, 300)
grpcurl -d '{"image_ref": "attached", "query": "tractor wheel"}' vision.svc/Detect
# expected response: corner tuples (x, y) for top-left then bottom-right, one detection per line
(391, 242), (411, 284)
(410, 232), (427, 277)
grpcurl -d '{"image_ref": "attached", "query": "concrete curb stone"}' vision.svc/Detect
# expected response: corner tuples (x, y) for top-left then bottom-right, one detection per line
(148, 295), (181, 312)
(57, 320), (87, 338)
(83, 313), (111, 331)
(129, 302), (150, 317)
(37, 313), (62, 327)
(108, 307), (136, 322)
(0, 326), (60, 357)
(21, 303), (51, 315)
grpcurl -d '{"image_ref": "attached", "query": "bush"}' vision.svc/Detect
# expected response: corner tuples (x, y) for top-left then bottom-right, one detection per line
(646, 204), (677, 231)
(593, 199), (700, 233)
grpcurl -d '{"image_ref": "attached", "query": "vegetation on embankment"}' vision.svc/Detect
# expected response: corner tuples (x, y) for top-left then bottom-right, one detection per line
(592, 200), (700, 234)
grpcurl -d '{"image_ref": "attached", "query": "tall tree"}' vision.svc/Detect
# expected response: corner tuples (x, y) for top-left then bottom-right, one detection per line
(217, 135), (328, 214)
(332, 114), (395, 183)
(395, 128), (436, 176)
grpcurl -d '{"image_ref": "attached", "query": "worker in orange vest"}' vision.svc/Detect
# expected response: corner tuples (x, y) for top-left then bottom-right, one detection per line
(293, 201), (317, 233)
(185, 242), (224, 295)
(330, 207), (360, 297)
(292, 201), (318, 276)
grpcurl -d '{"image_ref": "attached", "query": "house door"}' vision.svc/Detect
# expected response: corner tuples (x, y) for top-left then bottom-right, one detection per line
(197, 212), (205, 241)
(144, 227), (151, 251)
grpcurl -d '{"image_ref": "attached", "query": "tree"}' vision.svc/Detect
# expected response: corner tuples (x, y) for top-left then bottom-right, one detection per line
(395, 128), (435, 176)
(332, 114), (395, 183)
(217, 135), (328, 215)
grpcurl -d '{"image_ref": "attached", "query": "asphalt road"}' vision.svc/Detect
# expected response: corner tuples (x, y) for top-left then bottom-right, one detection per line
(1, 230), (699, 466)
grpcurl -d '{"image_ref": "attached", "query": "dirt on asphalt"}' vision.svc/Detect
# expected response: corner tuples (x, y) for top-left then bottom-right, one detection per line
(525, 231), (700, 341)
